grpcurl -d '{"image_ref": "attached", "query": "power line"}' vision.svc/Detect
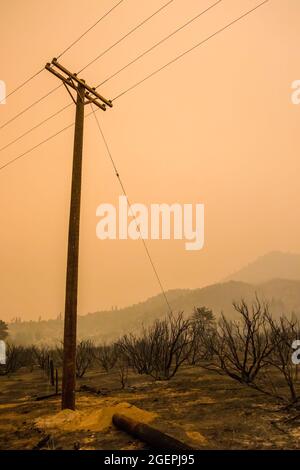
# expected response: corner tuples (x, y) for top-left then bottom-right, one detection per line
(90, 0), (270, 313)
(0, 0), (271, 172)
(57, 0), (125, 59)
(0, 84), (62, 131)
(0, 0), (221, 152)
(90, 104), (172, 314)
(0, 0), (175, 131)
(97, 0), (222, 88)
(0, 107), (99, 172)
(0, 0), (126, 106)
(0, 68), (44, 105)
(112, 0), (270, 101)
(78, 0), (175, 73)
(0, 103), (72, 153)
(0, 121), (74, 172)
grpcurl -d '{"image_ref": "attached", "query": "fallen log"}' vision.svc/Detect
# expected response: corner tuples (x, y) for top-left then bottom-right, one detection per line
(33, 434), (51, 450)
(112, 413), (195, 451)
(78, 384), (107, 395)
(35, 393), (58, 401)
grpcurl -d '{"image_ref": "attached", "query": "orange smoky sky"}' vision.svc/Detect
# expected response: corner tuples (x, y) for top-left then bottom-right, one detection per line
(0, 0), (299, 322)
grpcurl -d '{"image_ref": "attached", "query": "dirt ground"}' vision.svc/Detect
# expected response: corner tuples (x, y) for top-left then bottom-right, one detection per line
(0, 365), (299, 450)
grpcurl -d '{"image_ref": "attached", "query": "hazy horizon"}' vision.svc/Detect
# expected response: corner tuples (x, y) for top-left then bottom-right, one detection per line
(1, 0), (300, 322)
(5, 249), (300, 324)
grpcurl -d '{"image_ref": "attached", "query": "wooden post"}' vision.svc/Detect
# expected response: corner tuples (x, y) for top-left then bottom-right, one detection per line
(46, 355), (50, 377)
(62, 82), (85, 410)
(49, 359), (55, 386)
(55, 369), (59, 395)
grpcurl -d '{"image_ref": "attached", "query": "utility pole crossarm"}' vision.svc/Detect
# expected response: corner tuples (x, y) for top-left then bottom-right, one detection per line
(45, 58), (113, 410)
(52, 59), (113, 108)
(45, 59), (112, 110)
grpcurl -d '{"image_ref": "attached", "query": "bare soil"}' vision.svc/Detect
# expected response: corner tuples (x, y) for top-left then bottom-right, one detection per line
(0, 365), (299, 450)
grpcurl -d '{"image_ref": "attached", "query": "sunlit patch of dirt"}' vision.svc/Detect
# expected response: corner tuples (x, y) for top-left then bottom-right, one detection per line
(186, 431), (208, 447)
(35, 398), (157, 433)
(0, 402), (24, 410)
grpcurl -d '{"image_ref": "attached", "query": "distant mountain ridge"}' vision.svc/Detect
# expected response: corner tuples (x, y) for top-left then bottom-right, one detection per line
(8, 251), (300, 345)
(8, 278), (300, 346)
(225, 251), (300, 284)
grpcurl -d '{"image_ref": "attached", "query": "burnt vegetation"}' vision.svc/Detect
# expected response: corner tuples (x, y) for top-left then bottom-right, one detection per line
(1, 300), (300, 408)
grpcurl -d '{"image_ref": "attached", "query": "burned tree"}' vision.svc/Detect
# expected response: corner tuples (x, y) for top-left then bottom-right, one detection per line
(188, 307), (216, 365)
(0, 344), (26, 375)
(33, 346), (51, 370)
(93, 343), (117, 372)
(207, 299), (275, 386)
(116, 355), (129, 389)
(203, 298), (300, 405)
(75, 340), (94, 378)
(266, 315), (300, 405)
(0, 320), (8, 341)
(118, 313), (192, 380)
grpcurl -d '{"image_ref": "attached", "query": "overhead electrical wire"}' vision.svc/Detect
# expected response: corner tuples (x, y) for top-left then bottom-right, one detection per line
(0, 0), (272, 324)
(96, 0), (222, 88)
(0, 0), (222, 154)
(0, 84), (62, 131)
(0, 0), (126, 106)
(0, 0), (175, 131)
(0, 122), (74, 172)
(0, 107), (100, 172)
(0, 0), (270, 173)
(0, 103), (72, 153)
(90, 104), (173, 314)
(78, 0), (175, 73)
(112, 0), (270, 101)
(56, 0), (125, 59)
(0, 68), (44, 105)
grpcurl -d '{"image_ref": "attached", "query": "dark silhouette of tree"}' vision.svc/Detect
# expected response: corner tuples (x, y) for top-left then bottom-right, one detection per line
(118, 313), (192, 380)
(207, 299), (274, 386)
(192, 306), (215, 324)
(188, 307), (216, 364)
(0, 320), (8, 340)
(76, 340), (94, 378)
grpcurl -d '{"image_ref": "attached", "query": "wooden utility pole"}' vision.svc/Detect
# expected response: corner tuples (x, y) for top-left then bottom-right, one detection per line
(62, 81), (84, 410)
(45, 58), (112, 410)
